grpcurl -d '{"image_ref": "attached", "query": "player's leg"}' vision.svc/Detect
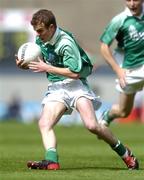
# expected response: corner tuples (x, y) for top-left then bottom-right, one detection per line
(76, 97), (139, 169)
(100, 92), (135, 126)
(39, 101), (66, 150)
(100, 66), (144, 126)
(76, 97), (117, 144)
(27, 101), (66, 170)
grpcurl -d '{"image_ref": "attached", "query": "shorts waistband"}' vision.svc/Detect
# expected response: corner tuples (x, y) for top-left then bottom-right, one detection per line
(48, 78), (76, 86)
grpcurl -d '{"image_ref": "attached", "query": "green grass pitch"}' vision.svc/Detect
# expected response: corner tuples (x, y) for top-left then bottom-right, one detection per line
(0, 121), (144, 180)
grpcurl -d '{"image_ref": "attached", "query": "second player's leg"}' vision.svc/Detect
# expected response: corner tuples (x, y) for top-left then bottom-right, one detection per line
(109, 92), (135, 119)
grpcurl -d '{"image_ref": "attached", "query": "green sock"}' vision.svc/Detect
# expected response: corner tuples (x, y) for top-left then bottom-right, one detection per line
(104, 110), (116, 123)
(45, 148), (59, 163)
(111, 140), (126, 157)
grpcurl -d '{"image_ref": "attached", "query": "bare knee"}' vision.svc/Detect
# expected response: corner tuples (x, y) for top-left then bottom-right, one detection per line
(85, 122), (102, 134)
(111, 104), (131, 118)
(38, 117), (51, 132)
(118, 109), (131, 118)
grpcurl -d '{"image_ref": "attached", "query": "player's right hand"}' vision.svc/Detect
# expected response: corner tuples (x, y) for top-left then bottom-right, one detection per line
(116, 67), (126, 88)
(15, 55), (29, 70)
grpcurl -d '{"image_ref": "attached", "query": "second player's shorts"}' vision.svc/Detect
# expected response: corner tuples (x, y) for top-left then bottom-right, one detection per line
(116, 64), (144, 94)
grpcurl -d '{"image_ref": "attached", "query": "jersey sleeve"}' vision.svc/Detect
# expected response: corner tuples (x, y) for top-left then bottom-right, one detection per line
(100, 12), (126, 45)
(59, 39), (82, 73)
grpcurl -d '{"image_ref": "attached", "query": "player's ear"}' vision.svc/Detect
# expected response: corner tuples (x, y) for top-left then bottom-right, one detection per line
(48, 24), (55, 31)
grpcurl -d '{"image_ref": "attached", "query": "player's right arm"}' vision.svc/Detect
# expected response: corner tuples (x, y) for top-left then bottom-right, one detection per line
(100, 42), (126, 88)
(100, 11), (127, 88)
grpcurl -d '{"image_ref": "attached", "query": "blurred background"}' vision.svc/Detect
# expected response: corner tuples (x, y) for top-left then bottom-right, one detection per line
(0, 0), (144, 124)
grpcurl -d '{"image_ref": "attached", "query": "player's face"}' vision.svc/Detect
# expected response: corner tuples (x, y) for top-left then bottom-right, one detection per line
(126, 0), (144, 16)
(34, 23), (55, 42)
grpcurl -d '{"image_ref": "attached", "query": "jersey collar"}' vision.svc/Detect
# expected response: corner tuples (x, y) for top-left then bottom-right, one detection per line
(44, 27), (60, 46)
(124, 6), (144, 19)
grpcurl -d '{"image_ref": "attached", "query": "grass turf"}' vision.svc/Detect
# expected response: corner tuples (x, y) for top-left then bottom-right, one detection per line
(0, 121), (144, 180)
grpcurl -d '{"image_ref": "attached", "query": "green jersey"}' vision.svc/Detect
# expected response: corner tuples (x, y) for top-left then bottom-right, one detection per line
(100, 7), (144, 69)
(36, 28), (93, 82)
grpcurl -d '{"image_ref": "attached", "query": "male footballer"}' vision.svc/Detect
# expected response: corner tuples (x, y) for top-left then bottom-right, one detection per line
(16, 9), (139, 170)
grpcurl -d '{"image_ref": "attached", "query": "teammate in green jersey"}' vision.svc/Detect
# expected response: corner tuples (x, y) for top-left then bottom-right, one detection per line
(16, 9), (139, 170)
(99, 0), (144, 126)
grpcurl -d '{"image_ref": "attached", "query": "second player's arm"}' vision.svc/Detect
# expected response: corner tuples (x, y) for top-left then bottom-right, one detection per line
(100, 42), (126, 87)
(100, 42), (120, 73)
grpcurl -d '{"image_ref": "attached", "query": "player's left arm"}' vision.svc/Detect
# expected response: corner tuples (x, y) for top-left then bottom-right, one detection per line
(28, 57), (80, 79)
(28, 41), (82, 79)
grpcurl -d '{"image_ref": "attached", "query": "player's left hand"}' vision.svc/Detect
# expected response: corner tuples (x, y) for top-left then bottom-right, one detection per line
(28, 58), (49, 73)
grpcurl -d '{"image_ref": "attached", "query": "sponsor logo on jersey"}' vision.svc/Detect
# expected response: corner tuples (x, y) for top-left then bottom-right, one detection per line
(129, 25), (144, 41)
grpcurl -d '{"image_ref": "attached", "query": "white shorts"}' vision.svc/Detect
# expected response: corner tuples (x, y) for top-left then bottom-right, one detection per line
(42, 78), (101, 114)
(116, 65), (144, 94)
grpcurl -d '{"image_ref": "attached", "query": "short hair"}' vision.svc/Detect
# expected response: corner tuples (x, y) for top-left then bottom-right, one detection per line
(31, 9), (57, 28)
